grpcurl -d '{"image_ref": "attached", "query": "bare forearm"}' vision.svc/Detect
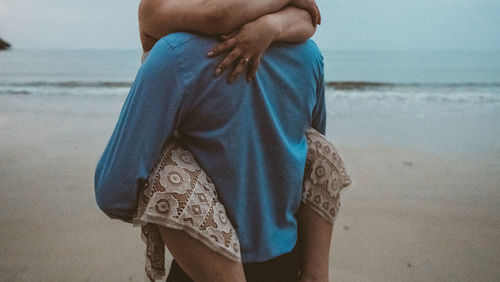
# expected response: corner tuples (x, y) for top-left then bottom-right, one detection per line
(218, 0), (292, 31)
(297, 204), (333, 282)
(139, 0), (291, 49)
(265, 6), (316, 43)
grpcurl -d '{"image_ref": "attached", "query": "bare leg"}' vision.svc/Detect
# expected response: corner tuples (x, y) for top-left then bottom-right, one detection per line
(297, 204), (333, 282)
(159, 226), (246, 282)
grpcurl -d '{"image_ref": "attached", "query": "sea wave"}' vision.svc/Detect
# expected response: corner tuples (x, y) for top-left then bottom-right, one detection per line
(1, 81), (499, 104)
(326, 81), (500, 90)
(324, 81), (500, 103)
(0, 81), (132, 88)
(0, 81), (132, 96)
(3, 80), (499, 89)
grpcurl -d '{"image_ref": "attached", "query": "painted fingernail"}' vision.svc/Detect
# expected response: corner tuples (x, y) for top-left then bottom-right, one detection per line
(207, 51), (214, 57)
(214, 68), (221, 76)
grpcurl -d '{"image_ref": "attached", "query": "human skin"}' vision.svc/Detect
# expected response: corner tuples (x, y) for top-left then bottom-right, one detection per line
(159, 227), (247, 281)
(139, 0), (320, 51)
(138, 1), (332, 281)
(139, 0), (320, 82)
(297, 205), (333, 282)
(208, 6), (318, 82)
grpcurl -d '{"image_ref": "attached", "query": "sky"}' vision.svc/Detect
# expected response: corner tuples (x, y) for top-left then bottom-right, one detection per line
(0, 0), (499, 50)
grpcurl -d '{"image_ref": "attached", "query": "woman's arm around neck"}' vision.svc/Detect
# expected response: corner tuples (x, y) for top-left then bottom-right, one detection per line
(139, 0), (292, 51)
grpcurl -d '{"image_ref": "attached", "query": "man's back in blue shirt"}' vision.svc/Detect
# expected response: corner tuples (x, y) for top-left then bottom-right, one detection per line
(95, 32), (326, 262)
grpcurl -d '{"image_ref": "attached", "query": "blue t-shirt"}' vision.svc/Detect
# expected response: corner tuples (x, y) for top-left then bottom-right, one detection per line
(95, 33), (326, 262)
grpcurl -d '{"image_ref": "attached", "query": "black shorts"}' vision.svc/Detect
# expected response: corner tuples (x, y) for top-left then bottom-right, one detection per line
(166, 243), (301, 282)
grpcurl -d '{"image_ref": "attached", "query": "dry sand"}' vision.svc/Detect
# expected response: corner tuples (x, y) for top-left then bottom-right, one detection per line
(1, 94), (499, 281)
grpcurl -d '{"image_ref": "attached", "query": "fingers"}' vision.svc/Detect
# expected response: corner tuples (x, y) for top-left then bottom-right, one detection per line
(227, 57), (250, 83)
(207, 38), (235, 57)
(246, 57), (260, 82)
(214, 49), (242, 77)
(308, 1), (319, 27)
(313, 7), (319, 27)
(307, 0), (320, 26)
(315, 1), (321, 25)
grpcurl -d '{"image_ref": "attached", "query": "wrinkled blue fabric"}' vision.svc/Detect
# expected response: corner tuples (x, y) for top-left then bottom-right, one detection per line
(95, 33), (326, 262)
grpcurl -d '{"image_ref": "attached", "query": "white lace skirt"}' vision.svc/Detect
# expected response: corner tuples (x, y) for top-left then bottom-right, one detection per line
(133, 128), (352, 281)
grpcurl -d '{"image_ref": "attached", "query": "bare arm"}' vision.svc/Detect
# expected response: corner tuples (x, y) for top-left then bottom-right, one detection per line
(139, 0), (320, 51)
(139, 0), (290, 51)
(208, 6), (317, 82)
(297, 204), (333, 282)
(267, 5), (318, 43)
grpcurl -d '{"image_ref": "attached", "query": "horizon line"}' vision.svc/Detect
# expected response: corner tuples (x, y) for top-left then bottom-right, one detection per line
(3, 47), (500, 52)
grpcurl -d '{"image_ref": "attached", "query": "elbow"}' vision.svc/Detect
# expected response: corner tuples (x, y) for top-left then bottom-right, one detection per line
(300, 12), (318, 41)
(94, 168), (111, 212)
(138, 0), (156, 37)
(94, 172), (134, 222)
(138, 0), (169, 39)
(293, 20), (317, 43)
(94, 162), (117, 216)
(303, 24), (317, 41)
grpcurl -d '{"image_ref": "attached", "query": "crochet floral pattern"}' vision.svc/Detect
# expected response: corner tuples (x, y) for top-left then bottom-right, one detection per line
(302, 128), (352, 223)
(133, 128), (351, 281)
(133, 139), (240, 281)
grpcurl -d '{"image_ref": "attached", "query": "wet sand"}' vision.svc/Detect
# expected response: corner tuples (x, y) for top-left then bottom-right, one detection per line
(1, 94), (499, 281)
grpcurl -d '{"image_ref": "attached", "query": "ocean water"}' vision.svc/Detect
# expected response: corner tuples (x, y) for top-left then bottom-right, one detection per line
(1, 49), (500, 99)
(1, 48), (499, 160)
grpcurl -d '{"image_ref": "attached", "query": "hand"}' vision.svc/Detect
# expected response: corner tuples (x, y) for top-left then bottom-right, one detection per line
(206, 15), (279, 83)
(290, 0), (321, 26)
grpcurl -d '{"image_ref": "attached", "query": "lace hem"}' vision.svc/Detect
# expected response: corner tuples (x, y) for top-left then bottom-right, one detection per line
(133, 138), (241, 281)
(133, 128), (352, 281)
(134, 213), (241, 261)
(301, 128), (353, 223)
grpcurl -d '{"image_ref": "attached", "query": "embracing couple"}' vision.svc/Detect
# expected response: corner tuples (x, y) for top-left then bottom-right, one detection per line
(95, 0), (352, 281)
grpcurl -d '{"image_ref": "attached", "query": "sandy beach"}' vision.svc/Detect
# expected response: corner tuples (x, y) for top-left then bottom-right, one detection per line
(1, 93), (499, 281)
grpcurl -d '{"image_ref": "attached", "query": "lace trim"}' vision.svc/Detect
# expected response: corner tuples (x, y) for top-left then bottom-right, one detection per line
(133, 128), (352, 281)
(302, 128), (353, 223)
(133, 138), (241, 281)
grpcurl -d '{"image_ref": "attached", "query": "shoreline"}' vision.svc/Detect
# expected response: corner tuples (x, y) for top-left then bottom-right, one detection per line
(1, 94), (499, 281)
